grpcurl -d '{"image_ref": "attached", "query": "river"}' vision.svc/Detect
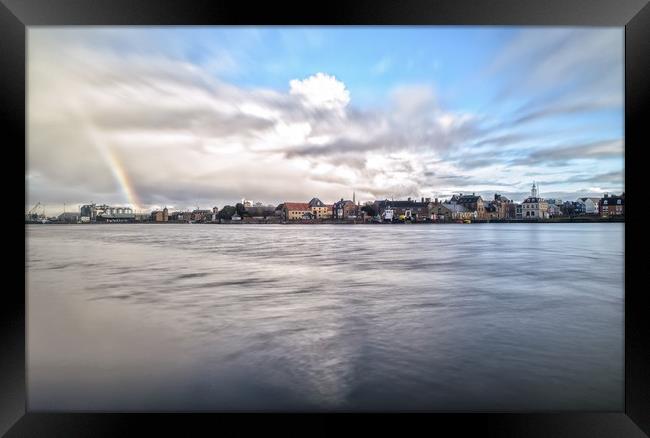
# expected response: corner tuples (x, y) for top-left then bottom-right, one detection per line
(26, 223), (624, 411)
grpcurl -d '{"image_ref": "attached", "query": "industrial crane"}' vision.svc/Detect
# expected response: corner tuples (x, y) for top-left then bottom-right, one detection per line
(28, 202), (42, 215)
(26, 202), (47, 223)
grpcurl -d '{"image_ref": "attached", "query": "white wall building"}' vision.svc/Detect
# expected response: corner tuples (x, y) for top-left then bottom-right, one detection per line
(576, 197), (598, 214)
(521, 182), (549, 219)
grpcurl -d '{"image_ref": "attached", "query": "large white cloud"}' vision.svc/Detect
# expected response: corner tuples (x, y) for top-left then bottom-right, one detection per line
(289, 72), (351, 113)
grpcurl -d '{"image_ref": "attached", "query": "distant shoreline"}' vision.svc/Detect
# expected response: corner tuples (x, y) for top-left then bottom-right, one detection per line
(26, 217), (625, 225)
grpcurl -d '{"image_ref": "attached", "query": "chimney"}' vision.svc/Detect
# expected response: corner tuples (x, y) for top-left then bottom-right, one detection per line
(408, 197), (411, 202)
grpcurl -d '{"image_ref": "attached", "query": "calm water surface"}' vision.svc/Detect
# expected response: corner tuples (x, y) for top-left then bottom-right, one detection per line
(26, 223), (624, 411)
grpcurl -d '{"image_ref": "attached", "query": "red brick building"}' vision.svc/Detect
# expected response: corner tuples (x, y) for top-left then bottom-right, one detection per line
(599, 193), (624, 217)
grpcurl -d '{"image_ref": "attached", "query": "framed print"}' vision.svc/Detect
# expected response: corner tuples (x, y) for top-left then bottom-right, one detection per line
(3, 0), (649, 435)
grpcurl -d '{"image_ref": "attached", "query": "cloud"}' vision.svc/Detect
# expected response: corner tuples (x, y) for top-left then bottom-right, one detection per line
(289, 73), (351, 113)
(480, 28), (623, 129)
(26, 28), (625, 213)
(509, 139), (624, 166)
(557, 170), (624, 185)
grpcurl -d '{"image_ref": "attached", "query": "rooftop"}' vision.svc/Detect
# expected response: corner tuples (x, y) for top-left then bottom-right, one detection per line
(308, 198), (325, 207)
(283, 202), (311, 211)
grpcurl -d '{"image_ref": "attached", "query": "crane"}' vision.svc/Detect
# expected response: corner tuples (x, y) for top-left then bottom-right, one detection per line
(26, 202), (47, 222)
(28, 202), (42, 215)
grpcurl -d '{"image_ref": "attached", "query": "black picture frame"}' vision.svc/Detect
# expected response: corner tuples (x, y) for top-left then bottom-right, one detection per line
(3, 0), (648, 435)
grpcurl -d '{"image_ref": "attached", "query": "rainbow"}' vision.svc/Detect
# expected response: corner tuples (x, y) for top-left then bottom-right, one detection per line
(83, 118), (141, 211)
(102, 145), (142, 211)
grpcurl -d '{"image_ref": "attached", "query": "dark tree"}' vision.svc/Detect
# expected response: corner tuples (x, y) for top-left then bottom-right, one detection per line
(361, 204), (378, 216)
(236, 203), (252, 217)
(219, 205), (236, 220)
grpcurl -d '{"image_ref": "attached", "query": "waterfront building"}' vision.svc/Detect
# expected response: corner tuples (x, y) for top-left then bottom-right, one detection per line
(484, 202), (498, 219)
(192, 209), (212, 222)
(80, 204), (135, 223)
(453, 194), (485, 219)
(333, 199), (358, 220)
(493, 193), (512, 219)
(182, 211), (193, 222)
(308, 198), (332, 219)
(280, 202), (312, 220)
(169, 211), (192, 222)
(561, 201), (578, 216)
(548, 203), (563, 217)
(373, 198), (431, 221)
(515, 203), (523, 219)
(599, 193), (624, 217)
(430, 202), (473, 221)
(151, 208), (169, 222)
(588, 197), (601, 210)
(573, 201), (586, 215)
(57, 212), (80, 223)
(521, 182), (549, 219)
(576, 197), (598, 215)
(506, 202), (517, 219)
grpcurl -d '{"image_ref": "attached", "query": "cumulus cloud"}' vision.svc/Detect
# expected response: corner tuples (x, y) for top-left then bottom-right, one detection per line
(289, 72), (351, 113)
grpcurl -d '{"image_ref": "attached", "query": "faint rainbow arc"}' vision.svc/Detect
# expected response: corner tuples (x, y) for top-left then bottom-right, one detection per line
(102, 144), (142, 211)
(82, 116), (142, 211)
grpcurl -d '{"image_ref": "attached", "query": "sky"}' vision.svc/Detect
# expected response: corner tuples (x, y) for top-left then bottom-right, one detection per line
(26, 26), (624, 215)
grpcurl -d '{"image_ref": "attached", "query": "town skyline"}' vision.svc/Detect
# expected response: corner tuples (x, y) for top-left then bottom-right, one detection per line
(27, 183), (620, 217)
(30, 184), (625, 221)
(27, 27), (624, 215)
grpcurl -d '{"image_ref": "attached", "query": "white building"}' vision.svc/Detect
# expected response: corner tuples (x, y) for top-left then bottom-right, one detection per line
(576, 197), (598, 214)
(521, 182), (549, 219)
